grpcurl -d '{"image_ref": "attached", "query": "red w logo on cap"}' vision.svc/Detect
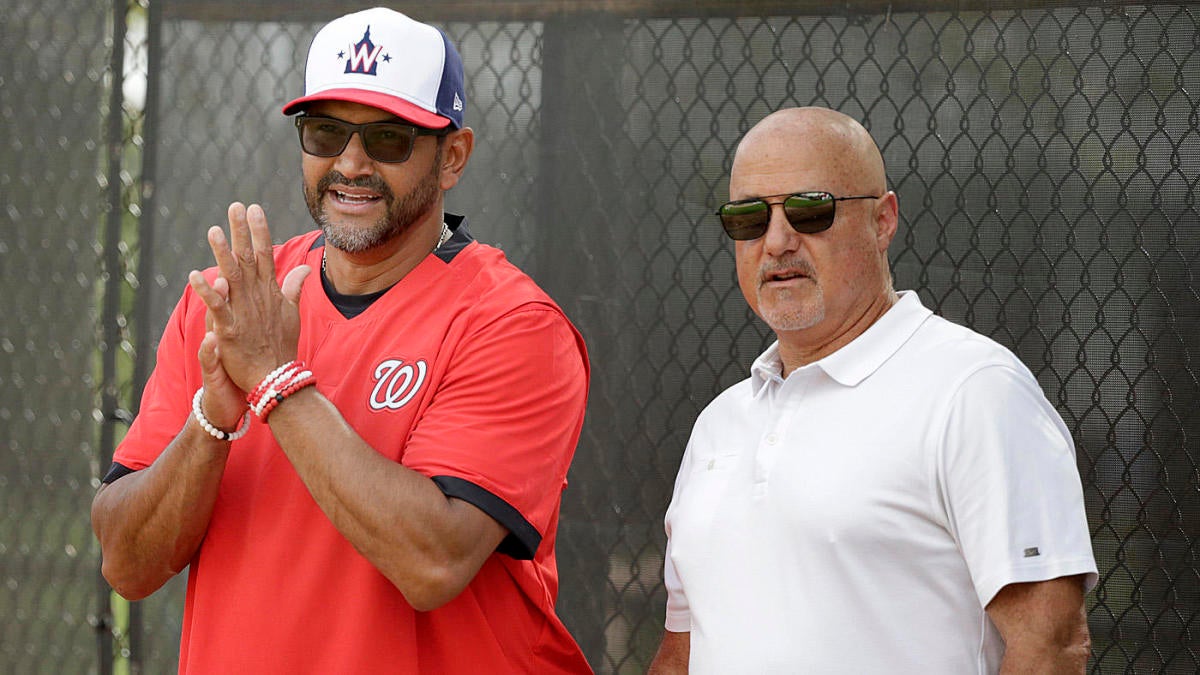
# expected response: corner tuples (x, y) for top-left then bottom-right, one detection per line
(345, 27), (384, 76)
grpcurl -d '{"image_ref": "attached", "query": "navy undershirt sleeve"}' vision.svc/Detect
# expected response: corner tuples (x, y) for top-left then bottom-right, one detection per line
(101, 462), (136, 484)
(431, 475), (542, 560)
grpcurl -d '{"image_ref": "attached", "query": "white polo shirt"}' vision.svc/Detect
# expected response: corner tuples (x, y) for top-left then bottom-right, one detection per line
(663, 291), (1097, 674)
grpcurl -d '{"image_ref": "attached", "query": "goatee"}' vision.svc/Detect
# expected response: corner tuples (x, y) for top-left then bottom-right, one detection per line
(304, 147), (442, 254)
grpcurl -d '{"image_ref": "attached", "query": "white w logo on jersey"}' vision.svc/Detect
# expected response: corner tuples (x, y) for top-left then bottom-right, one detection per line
(369, 358), (427, 410)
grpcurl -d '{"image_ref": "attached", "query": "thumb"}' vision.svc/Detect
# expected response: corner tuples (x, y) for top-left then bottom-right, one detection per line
(281, 264), (312, 306)
(212, 275), (230, 300)
(198, 331), (223, 378)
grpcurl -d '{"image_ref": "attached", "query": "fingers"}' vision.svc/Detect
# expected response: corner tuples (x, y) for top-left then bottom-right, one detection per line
(207, 225), (239, 283)
(188, 269), (230, 317)
(196, 331), (248, 428)
(215, 202), (275, 283)
(246, 204), (277, 280)
(193, 204), (297, 394)
(202, 276), (229, 333)
(197, 330), (222, 376)
(226, 202), (255, 274)
(281, 265), (312, 306)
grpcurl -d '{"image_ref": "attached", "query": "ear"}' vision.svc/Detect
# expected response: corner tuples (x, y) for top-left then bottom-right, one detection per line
(438, 127), (475, 191)
(875, 191), (899, 251)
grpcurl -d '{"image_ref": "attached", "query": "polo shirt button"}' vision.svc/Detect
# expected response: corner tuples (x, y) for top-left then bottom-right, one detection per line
(765, 433), (778, 445)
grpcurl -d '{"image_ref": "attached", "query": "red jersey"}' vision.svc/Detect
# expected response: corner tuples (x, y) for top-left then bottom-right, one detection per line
(110, 218), (592, 673)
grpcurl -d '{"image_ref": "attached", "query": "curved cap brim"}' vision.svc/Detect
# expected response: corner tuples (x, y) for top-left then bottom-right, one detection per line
(282, 89), (453, 129)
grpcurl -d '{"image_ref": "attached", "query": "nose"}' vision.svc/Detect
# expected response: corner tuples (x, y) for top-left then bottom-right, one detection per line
(332, 130), (373, 178)
(760, 200), (801, 256)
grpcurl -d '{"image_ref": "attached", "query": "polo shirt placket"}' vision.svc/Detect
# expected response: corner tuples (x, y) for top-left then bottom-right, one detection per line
(754, 366), (819, 497)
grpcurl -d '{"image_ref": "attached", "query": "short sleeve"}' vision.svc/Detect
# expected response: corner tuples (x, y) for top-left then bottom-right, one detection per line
(939, 364), (1099, 607)
(111, 283), (208, 473)
(662, 440), (695, 632)
(662, 545), (692, 632)
(401, 306), (588, 559)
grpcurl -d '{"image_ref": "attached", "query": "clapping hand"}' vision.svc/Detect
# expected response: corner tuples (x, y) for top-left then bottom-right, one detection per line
(187, 202), (311, 428)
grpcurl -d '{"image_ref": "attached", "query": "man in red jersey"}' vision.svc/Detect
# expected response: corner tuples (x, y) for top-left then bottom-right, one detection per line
(91, 8), (592, 673)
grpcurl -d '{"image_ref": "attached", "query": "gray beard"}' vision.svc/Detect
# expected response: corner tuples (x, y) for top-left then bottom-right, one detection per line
(305, 147), (442, 254)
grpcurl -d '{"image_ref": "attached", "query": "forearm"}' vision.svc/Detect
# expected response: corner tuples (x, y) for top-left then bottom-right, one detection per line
(648, 630), (690, 674)
(1000, 642), (1089, 674)
(264, 387), (505, 610)
(999, 627), (1090, 675)
(990, 577), (1092, 675)
(91, 418), (231, 600)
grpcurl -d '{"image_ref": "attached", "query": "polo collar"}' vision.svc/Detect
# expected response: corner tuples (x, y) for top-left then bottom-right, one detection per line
(749, 343), (787, 397)
(749, 291), (932, 396)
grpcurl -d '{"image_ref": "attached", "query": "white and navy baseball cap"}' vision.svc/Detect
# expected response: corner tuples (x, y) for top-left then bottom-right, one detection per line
(282, 7), (465, 129)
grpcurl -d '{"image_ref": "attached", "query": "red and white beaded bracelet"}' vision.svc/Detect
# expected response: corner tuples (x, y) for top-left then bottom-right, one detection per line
(192, 387), (251, 441)
(246, 360), (298, 412)
(258, 370), (316, 421)
(247, 360), (317, 420)
(247, 361), (299, 407)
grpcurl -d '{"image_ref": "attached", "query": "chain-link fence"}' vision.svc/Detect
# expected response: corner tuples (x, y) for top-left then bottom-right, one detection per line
(2, 1), (1197, 673)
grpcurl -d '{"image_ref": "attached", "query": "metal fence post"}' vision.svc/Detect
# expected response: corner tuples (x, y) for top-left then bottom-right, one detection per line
(537, 11), (633, 670)
(95, 0), (130, 671)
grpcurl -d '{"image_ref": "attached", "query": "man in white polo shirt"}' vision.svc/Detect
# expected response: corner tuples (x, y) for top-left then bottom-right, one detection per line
(649, 107), (1098, 674)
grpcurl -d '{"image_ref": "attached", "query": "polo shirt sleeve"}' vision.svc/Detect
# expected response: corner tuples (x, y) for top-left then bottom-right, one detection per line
(662, 552), (691, 632)
(107, 283), (208, 478)
(938, 363), (1099, 608)
(661, 439), (696, 632)
(401, 306), (589, 561)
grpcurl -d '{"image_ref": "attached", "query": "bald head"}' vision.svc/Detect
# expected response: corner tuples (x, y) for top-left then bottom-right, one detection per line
(731, 107), (887, 200)
(727, 107), (900, 371)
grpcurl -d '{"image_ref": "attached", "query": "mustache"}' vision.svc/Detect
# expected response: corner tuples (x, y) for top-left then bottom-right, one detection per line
(316, 171), (393, 201)
(759, 257), (816, 283)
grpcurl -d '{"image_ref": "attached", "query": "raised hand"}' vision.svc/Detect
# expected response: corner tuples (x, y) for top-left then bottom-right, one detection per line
(187, 202), (312, 401)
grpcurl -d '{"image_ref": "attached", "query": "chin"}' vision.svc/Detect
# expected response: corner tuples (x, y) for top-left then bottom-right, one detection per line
(320, 218), (403, 254)
(759, 302), (825, 333)
(766, 314), (824, 333)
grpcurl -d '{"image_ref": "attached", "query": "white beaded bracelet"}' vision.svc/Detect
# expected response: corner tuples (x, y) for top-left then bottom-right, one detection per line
(192, 387), (251, 441)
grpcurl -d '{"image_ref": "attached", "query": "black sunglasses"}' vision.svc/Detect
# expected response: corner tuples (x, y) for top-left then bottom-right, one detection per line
(295, 115), (450, 163)
(716, 191), (879, 240)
